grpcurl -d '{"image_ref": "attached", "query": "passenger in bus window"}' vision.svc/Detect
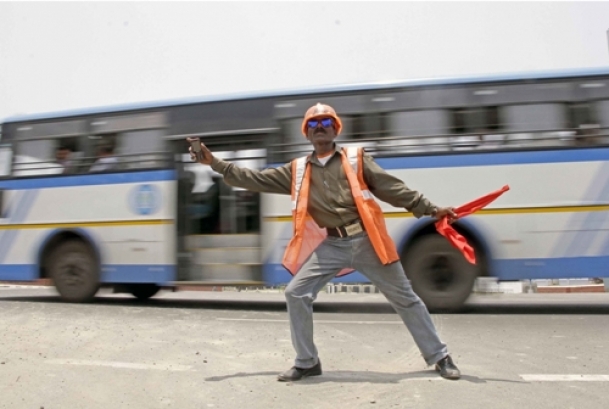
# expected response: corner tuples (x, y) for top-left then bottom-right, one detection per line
(187, 103), (462, 382)
(55, 145), (76, 174)
(575, 124), (602, 147)
(89, 145), (119, 173)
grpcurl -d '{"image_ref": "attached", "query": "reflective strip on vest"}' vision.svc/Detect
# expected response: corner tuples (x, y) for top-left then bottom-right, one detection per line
(291, 156), (307, 210)
(346, 146), (358, 170)
(346, 146), (372, 199)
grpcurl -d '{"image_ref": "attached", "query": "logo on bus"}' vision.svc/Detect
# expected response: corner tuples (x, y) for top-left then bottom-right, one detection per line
(130, 184), (161, 215)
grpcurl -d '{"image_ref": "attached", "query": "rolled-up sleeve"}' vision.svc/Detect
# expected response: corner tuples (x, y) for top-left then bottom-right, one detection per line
(210, 157), (292, 195)
(362, 153), (436, 218)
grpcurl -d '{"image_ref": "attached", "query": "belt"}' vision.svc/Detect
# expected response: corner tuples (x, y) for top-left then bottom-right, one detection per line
(326, 220), (365, 238)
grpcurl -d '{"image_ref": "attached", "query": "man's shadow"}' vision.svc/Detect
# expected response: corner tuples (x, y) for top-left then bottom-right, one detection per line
(205, 370), (523, 385)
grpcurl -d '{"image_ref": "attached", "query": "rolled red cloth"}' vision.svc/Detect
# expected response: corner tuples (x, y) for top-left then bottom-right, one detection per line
(434, 185), (510, 264)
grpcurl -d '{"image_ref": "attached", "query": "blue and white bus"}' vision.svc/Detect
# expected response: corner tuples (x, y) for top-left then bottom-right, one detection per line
(1, 67), (608, 310)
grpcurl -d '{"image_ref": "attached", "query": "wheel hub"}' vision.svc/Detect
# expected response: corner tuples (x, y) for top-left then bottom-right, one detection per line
(427, 255), (455, 291)
(58, 254), (90, 287)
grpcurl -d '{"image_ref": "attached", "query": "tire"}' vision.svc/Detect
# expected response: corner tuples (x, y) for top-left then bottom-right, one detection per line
(402, 235), (478, 312)
(49, 240), (100, 303)
(127, 284), (161, 300)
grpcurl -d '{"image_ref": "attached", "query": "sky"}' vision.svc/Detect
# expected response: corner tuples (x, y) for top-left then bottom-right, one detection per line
(1, 1), (609, 122)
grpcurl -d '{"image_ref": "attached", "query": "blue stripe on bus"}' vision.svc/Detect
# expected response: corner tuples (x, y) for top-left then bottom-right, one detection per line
(101, 265), (176, 284)
(0, 169), (177, 189)
(265, 254), (609, 285)
(0, 264), (38, 281)
(493, 256), (609, 280)
(0, 264), (176, 284)
(375, 147), (609, 170)
(3, 258), (606, 286)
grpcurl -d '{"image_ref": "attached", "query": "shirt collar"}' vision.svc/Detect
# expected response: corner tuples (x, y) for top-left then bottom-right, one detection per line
(307, 144), (343, 165)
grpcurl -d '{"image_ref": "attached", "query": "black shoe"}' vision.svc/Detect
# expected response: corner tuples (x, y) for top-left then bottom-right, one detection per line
(435, 355), (460, 380)
(277, 360), (322, 382)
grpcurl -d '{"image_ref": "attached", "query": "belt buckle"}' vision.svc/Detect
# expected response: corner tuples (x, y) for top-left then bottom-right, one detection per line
(344, 222), (363, 236)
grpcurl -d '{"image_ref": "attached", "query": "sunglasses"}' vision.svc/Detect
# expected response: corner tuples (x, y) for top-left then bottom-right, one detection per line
(307, 118), (334, 129)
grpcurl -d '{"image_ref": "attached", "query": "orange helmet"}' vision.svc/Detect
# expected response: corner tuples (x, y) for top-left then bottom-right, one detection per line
(301, 103), (343, 136)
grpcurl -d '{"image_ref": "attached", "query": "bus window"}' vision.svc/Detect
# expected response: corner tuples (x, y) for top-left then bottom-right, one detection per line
(451, 108), (469, 134)
(340, 113), (389, 141)
(88, 134), (119, 173)
(448, 106), (505, 150)
(486, 106), (502, 131)
(449, 108), (480, 151)
(306, 113), (380, 153)
(0, 145), (12, 176)
(341, 114), (365, 139)
(378, 110), (449, 153)
(16, 139), (55, 161)
(596, 100), (609, 145)
(567, 102), (597, 129)
(564, 102), (605, 146)
(12, 138), (78, 176)
(56, 137), (84, 173)
(598, 100), (609, 127)
(116, 129), (166, 169)
(450, 106), (501, 133)
(503, 104), (566, 148)
(277, 118), (309, 162)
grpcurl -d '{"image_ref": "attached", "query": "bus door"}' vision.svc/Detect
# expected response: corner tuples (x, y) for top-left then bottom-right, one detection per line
(168, 134), (267, 285)
(0, 144), (11, 224)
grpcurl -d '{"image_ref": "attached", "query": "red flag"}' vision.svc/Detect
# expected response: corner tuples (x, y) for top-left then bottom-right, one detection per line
(434, 185), (510, 264)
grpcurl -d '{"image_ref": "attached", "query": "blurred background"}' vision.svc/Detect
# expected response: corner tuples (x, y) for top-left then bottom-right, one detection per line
(1, 1), (608, 121)
(1, 2), (609, 307)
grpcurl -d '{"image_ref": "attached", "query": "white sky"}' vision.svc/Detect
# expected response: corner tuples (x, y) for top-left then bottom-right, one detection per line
(1, 1), (609, 121)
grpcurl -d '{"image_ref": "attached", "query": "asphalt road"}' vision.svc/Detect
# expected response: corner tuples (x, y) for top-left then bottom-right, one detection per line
(1, 286), (608, 409)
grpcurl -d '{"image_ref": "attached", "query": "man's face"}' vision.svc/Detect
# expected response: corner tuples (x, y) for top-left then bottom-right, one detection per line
(305, 116), (338, 148)
(56, 148), (69, 161)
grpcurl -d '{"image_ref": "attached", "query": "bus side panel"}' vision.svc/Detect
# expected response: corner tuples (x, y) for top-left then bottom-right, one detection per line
(380, 151), (609, 280)
(0, 171), (178, 285)
(261, 149), (609, 283)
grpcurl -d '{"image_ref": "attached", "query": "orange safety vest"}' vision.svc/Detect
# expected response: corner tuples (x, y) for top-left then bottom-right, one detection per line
(282, 146), (400, 275)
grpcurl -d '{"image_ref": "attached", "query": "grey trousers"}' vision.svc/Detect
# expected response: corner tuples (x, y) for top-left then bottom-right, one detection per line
(284, 232), (448, 369)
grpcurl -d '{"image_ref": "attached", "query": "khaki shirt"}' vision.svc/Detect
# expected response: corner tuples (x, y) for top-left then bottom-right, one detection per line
(210, 145), (437, 229)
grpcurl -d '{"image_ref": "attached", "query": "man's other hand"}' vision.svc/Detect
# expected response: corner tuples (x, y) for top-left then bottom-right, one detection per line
(187, 137), (214, 165)
(434, 207), (458, 224)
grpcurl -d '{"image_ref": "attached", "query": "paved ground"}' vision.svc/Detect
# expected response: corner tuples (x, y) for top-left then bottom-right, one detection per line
(1, 287), (608, 409)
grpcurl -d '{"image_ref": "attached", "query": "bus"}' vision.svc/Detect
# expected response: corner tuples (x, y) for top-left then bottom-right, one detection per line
(1, 67), (608, 311)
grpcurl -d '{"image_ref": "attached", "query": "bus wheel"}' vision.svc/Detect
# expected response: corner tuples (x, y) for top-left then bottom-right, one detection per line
(49, 240), (100, 303)
(403, 235), (478, 312)
(127, 284), (161, 300)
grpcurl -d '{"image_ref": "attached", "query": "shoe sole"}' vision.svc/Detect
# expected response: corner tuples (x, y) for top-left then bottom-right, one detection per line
(435, 365), (460, 380)
(440, 373), (461, 380)
(277, 371), (322, 382)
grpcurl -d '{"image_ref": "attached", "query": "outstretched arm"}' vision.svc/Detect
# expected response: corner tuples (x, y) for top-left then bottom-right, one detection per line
(188, 138), (291, 195)
(361, 151), (457, 222)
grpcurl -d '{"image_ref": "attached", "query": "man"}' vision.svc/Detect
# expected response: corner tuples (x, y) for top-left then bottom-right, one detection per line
(55, 145), (76, 174)
(187, 103), (461, 381)
(89, 145), (119, 173)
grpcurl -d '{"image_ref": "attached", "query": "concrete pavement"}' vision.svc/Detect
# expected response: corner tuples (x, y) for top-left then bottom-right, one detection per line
(1, 287), (609, 408)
